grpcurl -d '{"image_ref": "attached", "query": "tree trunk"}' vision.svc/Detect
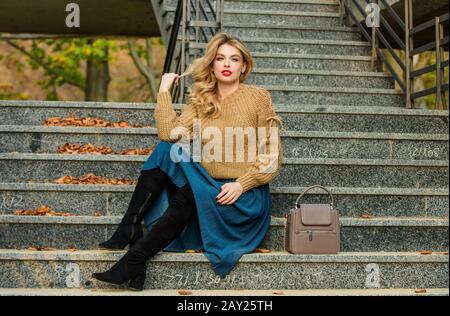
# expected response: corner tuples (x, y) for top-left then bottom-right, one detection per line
(85, 39), (111, 101)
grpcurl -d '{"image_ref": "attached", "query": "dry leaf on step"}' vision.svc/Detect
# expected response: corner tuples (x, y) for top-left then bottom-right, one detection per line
(253, 249), (271, 253)
(273, 290), (285, 295)
(414, 288), (427, 294)
(178, 290), (193, 295)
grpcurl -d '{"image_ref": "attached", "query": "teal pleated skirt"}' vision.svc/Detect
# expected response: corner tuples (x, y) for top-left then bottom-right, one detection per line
(140, 141), (271, 278)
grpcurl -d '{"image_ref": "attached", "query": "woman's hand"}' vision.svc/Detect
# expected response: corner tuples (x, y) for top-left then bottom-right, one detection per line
(159, 73), (180, 93)
(216, 182), (243, 205)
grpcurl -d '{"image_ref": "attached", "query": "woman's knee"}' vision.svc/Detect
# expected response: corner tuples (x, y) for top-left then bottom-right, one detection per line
(167, 184), (197, 219)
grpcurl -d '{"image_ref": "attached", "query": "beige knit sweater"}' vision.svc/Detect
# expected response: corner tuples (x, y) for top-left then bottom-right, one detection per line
(154, 83), (283, 193)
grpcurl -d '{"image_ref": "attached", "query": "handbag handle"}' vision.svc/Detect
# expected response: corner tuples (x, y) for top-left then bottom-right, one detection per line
(295, 185), (335, 209)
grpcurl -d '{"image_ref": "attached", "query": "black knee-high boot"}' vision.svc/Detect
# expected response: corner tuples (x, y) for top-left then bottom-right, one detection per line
(92, 183), (197, 291)
(99, 167), (173, 250)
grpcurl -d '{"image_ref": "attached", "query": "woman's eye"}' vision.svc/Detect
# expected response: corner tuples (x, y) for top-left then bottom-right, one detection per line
(216, 58), (239, 61)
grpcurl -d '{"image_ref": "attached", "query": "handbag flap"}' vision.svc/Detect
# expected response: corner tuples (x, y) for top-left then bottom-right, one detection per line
(300, 204), (332, 226)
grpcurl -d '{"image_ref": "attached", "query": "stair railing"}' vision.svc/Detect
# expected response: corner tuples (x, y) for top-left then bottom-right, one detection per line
(162, 0), (224, 103)
(339, 0), (449, 110)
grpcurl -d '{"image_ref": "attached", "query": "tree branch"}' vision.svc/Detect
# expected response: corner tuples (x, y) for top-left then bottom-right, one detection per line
(6, 39), (85, 90)
(128, 39), (158, 100)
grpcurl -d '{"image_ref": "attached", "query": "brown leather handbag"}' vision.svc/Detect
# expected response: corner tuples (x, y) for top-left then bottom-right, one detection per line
(285, 185), (340, 254)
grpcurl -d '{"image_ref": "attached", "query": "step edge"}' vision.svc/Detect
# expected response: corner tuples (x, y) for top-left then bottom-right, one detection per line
(1, 214), (448, 227)
(0, 250), (448, 263)
(0, 183), (447, 196)
(1, 125), (448, 140)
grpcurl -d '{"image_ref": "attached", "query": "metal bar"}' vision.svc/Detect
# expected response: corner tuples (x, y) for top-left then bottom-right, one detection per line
(377, 47), (406, 92)
(371, 0), (378, 71)
(219, 0), (224, 32)
(410, 37), (449, 56)
(411, 84), (449, 100)
(411, 18), (436, 35)
(195, 0), (200, 49)
(411, 64), (437, 78)
(379, 13), (405, 50)
(376, 28), (406, 72)
(163, 0), (183, 74)
(179, 0), (187, 103)
(436, 16), (447, 110)
(193, 0), (215, 36)
(339, 0), (344, 26)
(205, 0), (217, 20)
(435, 16), (442, 109)
(352, 0), (368, 19)
(343, 1), (372, 42)
(405, 0), (413, 108)
(379, 0), (405, 31)
(440, 12), (450, 22)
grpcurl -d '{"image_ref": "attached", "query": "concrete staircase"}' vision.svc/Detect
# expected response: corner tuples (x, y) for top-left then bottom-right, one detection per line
(0, 0), (448, 295)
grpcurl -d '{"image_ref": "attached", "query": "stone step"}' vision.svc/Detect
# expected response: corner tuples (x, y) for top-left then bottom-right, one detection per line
(0, 250), (447, 289)
(183, 69), (393, 89)
(183, 37), (372, 55)
(0, 183), (447, 218)
(1, 287), (448, 296)
(166, 8), (343, 26)
(255, 85), (403, 107)
(247, 69), (394, 89)
(221, 23), (363, 41)
(1, 126), (448, 160)
(165, 0), (341, 13)
(1, 215), (447, 252)
(252, 53), (374, 71)
(1, 101), (447, 134)
(0, 153), (447, 188)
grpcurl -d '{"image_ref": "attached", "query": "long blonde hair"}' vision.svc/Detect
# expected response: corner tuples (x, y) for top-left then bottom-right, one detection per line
(179, 32), (254, 119)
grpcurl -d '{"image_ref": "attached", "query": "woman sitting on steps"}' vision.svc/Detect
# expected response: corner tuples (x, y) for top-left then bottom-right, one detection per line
(91, 32), (283, 291)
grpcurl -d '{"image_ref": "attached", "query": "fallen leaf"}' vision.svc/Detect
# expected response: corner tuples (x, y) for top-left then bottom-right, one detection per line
(57, 143), (113, 155)
(253, 249), (271, 253)
(27, 246), (57, 251)
(414, 288), (427, 294)
(184, 250), (202, 253)
(53, 172), (136, 185)
(115, 145), (155, 156)
(43, 115), (143, 128)
(67, 246), (77, 252)
(15, 205), (77, 217)
(359, 214), (373, 219)
(434, 251), (449, 255)
(178, 290), (193, 295)
(94, 212), (103, 217)
(419, 251), (433, 255)
(273, 290), (285, 295)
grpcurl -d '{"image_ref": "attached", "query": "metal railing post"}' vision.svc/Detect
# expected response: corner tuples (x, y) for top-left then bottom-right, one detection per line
(404, 0), (414, 108)
(435, 16), (447, 110)
(371, 0), (379, 72)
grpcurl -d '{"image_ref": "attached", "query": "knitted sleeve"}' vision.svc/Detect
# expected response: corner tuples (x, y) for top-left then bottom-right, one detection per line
(154, 91), (198, 142)
(235, 89), (283, 193)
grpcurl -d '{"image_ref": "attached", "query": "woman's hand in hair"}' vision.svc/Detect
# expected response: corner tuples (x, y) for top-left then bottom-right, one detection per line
(159, 73), (180, 93)
(216, 182), (243, 205)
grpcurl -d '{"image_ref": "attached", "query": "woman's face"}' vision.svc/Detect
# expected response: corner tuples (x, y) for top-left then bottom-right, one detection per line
(212, 43), (246, 84)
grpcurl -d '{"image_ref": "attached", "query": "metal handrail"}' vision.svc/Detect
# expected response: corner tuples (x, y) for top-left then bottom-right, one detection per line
(340, 0), (449, 110)
(162, 0), (224, 103)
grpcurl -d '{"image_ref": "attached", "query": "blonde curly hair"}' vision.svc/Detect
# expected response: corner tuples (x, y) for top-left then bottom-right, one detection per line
(179, 32), (254, 119)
